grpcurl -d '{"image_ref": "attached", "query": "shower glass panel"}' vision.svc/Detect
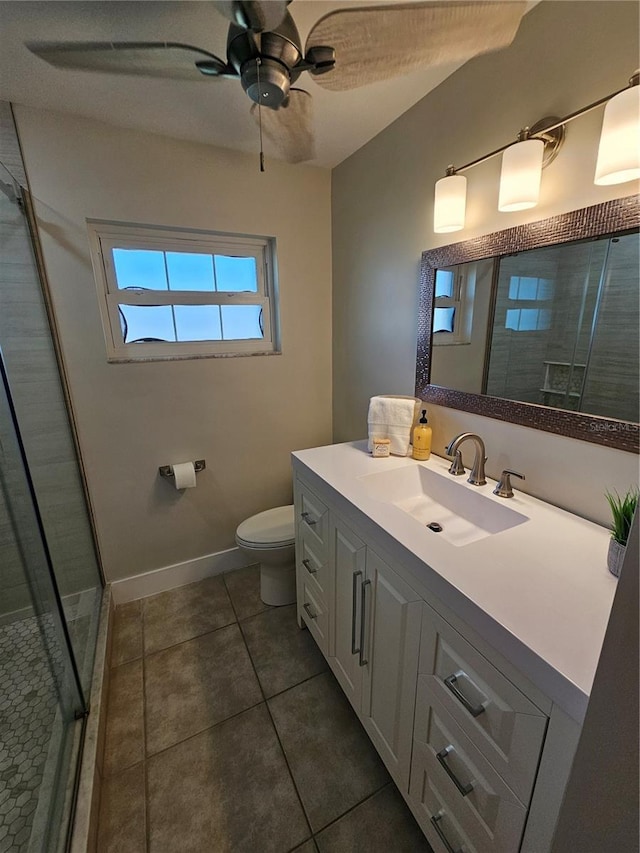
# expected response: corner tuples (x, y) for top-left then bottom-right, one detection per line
(0, 162), (102, 692)
(0, 360), (84, 851)
(486, 232), (639, 420)
(0, 156), (103, 849)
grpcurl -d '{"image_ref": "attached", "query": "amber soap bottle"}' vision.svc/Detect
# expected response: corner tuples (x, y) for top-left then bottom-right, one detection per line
(412, 410), (432, 461)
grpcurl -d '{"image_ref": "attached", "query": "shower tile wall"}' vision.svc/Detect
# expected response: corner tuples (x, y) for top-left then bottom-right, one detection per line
(0, 103), (101, 664)
(486, 235), (638, 421)
(580, 235), (639, 422)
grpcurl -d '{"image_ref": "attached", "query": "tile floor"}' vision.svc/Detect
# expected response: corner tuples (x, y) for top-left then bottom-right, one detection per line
(98, 567), (432, 853)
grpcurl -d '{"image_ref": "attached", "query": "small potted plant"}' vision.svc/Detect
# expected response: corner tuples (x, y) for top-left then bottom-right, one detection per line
(605, 487), (639, 577)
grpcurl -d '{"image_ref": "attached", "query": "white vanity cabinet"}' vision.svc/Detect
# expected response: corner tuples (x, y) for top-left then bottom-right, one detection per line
(292, 442), (608, 853)
(295, 478), (422, 791)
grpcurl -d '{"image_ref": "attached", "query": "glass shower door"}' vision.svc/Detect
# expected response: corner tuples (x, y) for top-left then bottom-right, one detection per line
(0, 358), (85, 852)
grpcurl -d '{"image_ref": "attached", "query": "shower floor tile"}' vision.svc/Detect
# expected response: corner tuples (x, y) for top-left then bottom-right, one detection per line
(0, 615), (60, 853)
(100, 570), (429, 852)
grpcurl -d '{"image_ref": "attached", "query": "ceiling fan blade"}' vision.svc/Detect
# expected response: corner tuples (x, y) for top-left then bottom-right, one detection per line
(251, 89), (316, 164)
(27, 41), (236, 81)
(305, 1), (527, 91)
(215, 1), (289, 32)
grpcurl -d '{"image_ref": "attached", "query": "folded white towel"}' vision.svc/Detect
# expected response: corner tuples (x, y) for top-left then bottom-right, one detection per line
(367, 395), (419, 456)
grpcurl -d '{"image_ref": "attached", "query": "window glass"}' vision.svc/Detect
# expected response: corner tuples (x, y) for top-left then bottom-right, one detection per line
(220, 305), (263, 339)
(119, 305), (176, 342)
(214, 255), (258, 292)
(113, 249), (167, 290)
(435, 269), (455, 299)
(174, 305), (222, 341)
(166, 253), (215, 292)
(433, 306), (456, 333)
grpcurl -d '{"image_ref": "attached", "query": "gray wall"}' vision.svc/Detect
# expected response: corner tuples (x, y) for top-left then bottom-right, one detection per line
(14, 108), (333, 583)
(332, 1), (639, 525)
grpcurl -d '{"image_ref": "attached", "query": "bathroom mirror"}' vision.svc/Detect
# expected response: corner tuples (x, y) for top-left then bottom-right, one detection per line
(416, 196), (640, 453)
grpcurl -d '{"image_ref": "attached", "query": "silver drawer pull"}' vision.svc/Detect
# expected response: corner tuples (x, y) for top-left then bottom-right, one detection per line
(351, 571), (363, 655)
(444, 672), (486, 718)
(302, 558), (317, 575)
(303, 602), (318, 620)
(301, 511), (317, 527)
(430, 813), (462, 853)
(436, 746), (474, 797)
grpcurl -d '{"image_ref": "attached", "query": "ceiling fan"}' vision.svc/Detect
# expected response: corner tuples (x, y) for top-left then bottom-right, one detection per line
(28, 1), (527, 166)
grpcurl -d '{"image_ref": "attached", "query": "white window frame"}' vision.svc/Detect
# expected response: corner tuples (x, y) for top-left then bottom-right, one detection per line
(87, 221), (280, 362)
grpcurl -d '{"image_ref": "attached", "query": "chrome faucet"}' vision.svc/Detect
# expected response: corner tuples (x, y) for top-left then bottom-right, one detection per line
(445, 433), (487, 485)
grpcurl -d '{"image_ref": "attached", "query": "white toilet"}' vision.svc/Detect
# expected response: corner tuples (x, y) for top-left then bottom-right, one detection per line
(235, 505), (296, 606)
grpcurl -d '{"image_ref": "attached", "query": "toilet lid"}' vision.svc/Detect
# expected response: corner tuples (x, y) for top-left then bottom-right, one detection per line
(236, 505), (295, 548)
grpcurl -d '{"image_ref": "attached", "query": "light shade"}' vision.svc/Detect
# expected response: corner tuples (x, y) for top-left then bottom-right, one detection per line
(594, 85), (640, 185)
(434, 174), (467, 233)
(498, 138), (544, 212)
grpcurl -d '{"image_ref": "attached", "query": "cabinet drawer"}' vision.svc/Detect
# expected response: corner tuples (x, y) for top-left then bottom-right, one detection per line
(419, 605), (547, 804)
(295, 481), (329, 557)
(410, 741), (480, 853)
(300, 581), (329, 656)
(412, 682), (528, 852)
(296, 535), (329, 603)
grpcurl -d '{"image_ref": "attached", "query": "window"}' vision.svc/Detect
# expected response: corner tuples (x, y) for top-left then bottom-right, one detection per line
(432, 266), (474, 345)
(88, 221), (279, 361)
(504, 274), (553, 332)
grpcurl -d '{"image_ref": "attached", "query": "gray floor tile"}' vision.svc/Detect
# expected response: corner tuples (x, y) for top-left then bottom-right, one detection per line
(315, 784), (431, 853)
(111, 600), (142, 667)
(98, 762), (146, 853)
(241, 604), (327, 698)
(144, 623), (262, 755)
(224, 565), (273, 621)
(293, 841), (318, 853)
(147, 703), (310, 853)
(143, 575), (236, 654)
(268, 671), (390, 832)
(103, 659), (144, 777)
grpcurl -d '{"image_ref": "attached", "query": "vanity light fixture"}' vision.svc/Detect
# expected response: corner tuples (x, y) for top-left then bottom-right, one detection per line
(498, 131), (545, 212)
(433, 70), (640, 233)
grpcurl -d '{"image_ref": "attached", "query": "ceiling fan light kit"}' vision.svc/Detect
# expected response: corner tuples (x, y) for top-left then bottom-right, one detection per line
(27, 0), (531, 168)
(433, 70), (640, 233)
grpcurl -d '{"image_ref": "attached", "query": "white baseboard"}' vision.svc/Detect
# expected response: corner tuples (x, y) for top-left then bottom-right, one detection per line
(110, 546), (252, 605)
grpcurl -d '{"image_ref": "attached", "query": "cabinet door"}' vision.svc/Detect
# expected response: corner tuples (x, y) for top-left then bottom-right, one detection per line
(361, 549), (422, 791)
(330, 515), (366, 711)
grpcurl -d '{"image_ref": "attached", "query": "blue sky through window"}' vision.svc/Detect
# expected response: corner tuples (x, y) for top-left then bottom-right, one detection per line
(114, 248), (261, 343)
(113, 249), (167, 290)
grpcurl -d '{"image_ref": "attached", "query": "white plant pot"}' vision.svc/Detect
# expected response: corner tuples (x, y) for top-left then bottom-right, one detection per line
(607, 539), (626, 578)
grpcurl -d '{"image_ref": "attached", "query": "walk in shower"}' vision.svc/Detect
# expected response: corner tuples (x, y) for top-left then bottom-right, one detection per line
(1, 149), (103, 851)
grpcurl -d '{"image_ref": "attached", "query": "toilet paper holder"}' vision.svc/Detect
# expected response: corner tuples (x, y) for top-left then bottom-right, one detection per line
(159, 460), (206, 479)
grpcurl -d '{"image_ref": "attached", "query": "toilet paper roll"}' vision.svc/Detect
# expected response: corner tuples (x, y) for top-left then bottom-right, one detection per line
(172, 461), (197, 490)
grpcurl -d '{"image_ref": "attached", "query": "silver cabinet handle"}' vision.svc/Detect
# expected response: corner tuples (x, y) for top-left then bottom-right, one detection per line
(301, 511), (316, 526)
(302, 558), (317, 575)
(430, 813), (462, 853)
(303, 602), (317, 620)
(358, 579), (371, 667)
(351, 571), (362, 655)
(436, 746), (474, 796)
(444, 672), (486, 718)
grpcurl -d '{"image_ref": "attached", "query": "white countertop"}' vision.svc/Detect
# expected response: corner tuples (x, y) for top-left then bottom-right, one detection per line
(292, 441), (618, 723)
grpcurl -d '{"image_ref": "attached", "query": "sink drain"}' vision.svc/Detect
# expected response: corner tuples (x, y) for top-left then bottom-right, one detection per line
(427, 522), (443, 533)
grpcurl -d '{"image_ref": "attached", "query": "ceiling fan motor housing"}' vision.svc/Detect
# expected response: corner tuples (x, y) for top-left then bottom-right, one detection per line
(241, 57), (292, 107)
(227, 13), (302, 109)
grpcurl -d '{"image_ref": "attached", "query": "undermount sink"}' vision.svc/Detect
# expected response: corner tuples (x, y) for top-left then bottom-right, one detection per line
(358, 463), (528, 546)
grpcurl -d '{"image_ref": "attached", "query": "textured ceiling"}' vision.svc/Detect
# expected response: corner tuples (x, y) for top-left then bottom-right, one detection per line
(0, 1), (532, 168)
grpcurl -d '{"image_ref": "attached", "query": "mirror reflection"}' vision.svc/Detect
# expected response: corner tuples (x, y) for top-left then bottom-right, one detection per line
(430, 231), (639, 423)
